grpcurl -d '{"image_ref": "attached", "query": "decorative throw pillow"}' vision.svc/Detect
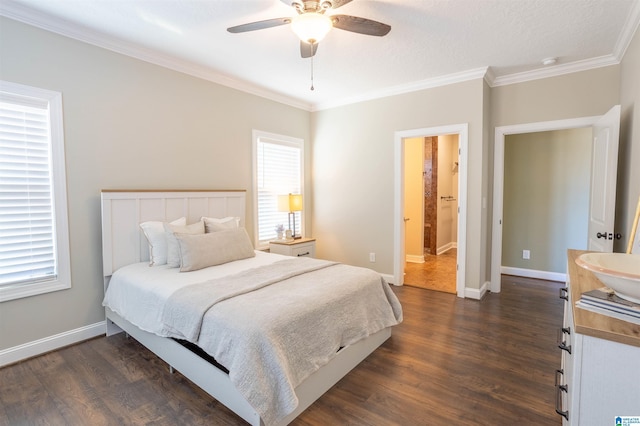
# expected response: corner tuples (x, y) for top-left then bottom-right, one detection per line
(164, 220), (205, 267)
(176, 228), (256, 272)
(140, 217), (186, 266)
(202, 216), (241, 233)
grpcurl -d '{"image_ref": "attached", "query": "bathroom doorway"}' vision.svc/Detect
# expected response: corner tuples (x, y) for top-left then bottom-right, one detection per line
(403, 134), (459, 293)
(393, 123), (468, 298)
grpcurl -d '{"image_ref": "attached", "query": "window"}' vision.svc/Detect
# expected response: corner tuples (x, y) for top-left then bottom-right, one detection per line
(0, 81), (71, 302)
(253, 130), (304, 249)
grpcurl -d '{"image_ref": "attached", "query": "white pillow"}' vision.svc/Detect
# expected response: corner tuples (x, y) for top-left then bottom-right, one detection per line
(140, 217), (186, 266)
(176, 228), (255, 272)
(164, 220), (205, 267)
(202, 216), (240, 233)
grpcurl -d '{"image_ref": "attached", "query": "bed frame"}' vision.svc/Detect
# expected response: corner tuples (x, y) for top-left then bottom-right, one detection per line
(101, 190), (391, 426)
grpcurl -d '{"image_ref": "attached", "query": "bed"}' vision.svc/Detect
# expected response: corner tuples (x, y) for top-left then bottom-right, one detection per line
(101, 190), (402, 426)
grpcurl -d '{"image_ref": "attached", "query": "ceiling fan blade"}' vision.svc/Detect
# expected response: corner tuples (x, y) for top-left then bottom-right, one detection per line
(331, 15), (391, 36)
(300, 41), (318, 58)
(227, 18), (291, 33)
(280, 0), (353, 10)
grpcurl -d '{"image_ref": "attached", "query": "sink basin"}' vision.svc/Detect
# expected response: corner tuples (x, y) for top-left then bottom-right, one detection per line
(576, 253), (640, 304)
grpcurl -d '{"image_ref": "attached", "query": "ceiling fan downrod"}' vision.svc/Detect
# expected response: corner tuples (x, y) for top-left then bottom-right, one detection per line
(309, 43), (315, 91)
(292, 0), (334, 13)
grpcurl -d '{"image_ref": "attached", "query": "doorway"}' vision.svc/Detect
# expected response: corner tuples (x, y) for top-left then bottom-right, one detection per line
(490, 107), (620, 293)
(393, 123), (468, 298)
(403, 135), (459, 293)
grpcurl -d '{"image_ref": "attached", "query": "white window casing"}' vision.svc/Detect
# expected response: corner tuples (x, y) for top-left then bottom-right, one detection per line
(252, 130), (304, 249)
(0, 80), (71, 302)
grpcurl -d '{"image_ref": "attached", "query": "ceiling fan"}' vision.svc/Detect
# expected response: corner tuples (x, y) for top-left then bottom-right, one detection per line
(227, 0), (391, 58)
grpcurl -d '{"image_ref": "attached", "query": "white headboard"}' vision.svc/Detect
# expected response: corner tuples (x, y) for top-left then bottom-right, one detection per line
(101, 190), (247, 277)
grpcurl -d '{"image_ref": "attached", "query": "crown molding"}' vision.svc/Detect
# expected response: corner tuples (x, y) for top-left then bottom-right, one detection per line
(0, 1), (313, 111)
(614, 0), (640, 60)
(483, 67), (497, 87)
(491, 1), (640, 88)
(2, 0), (638, 110)
(313, 67), (489, 111)
(0, 1), (487, 110)
(491, 55), (620, 87)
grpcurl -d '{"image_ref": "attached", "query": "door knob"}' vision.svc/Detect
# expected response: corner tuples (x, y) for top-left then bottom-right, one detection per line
(403, 217), (410, 222)
(597, 232), (607, 239)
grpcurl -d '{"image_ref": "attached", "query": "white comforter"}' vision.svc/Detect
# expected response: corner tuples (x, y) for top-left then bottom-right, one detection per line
(103, 251), (403, 425)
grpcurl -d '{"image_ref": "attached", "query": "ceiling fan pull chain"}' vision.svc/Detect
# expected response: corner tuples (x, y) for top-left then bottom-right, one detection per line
(310, 43), (315, 91)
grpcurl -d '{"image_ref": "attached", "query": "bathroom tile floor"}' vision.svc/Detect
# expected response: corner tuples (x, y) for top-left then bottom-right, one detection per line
(404, 248), (457, 294)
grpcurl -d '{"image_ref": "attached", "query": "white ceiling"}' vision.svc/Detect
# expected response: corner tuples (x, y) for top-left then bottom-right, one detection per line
(2, 0), (639, 111)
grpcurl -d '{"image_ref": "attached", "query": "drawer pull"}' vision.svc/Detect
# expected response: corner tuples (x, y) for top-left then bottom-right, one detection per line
(559, 287), (568, 301)
(296, 252), (310, 257)
(555, 369), (569, 420)
(557, 328), (572, 350)
(558, 341), (572, 354)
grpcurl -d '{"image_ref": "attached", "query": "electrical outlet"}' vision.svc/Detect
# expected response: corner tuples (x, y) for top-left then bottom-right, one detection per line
(523, 250), (530, 260)
(369, 252), (376, 262)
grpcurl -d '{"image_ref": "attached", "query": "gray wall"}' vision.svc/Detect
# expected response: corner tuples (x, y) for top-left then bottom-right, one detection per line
(491, 66), (621, 127)
(311, 79), (488, 291)
(503, 129), (592, 273)
(0, 17), (311, 351)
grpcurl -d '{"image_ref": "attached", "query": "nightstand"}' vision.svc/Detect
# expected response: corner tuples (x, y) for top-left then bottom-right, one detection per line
(269, 237), (316, 258)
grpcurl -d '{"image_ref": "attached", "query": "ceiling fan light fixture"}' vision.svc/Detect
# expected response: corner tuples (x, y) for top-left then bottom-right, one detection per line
(291, 12), (333, 44)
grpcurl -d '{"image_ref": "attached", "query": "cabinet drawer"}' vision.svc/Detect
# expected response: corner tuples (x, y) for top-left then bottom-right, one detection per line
(291, 244), (314, 258)
(269, 239), (316, 258)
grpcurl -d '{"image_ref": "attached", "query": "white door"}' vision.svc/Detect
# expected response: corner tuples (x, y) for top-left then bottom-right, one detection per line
(587, 105), (621, 252)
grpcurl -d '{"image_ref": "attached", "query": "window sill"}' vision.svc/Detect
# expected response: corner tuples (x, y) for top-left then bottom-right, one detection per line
(0, 279), (71, 303)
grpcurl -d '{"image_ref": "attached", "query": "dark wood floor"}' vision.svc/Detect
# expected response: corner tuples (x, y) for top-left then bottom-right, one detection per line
(0, 276), (564, 425)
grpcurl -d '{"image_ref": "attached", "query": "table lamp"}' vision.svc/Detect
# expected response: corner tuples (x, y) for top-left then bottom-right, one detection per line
(278, 193), (303, 239)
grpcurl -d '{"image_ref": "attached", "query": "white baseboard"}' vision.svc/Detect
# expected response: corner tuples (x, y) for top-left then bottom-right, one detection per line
(381, 273), (396, 285)
(464, 281), (489, 300)
(501, 266), (566, 283)
(405, 254), (425, 263)
(437, 242), (457, 255)
(0, 321), (106, 367)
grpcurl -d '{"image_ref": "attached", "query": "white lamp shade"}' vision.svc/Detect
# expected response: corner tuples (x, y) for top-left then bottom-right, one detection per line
(289, 194), (303, 212)
(277, 194), (290, 212)
(277, 193), (303, 212)
(291, 13), (332, 44)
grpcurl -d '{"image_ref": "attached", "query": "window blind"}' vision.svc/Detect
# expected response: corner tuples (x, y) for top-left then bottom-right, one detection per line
(0, 98), (57, 286)
(256, 138), (302, 246)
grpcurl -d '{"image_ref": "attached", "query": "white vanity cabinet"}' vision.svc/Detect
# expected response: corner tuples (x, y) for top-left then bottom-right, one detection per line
(557, 250), (640, 425)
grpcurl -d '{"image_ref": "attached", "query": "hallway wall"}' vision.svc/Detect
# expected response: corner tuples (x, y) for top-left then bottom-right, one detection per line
(502, 128), (592, 273)
(404, 137), (424, 261)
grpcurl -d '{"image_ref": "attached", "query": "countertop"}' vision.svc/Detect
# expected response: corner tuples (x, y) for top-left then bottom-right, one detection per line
(568, 249), (640, 348)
